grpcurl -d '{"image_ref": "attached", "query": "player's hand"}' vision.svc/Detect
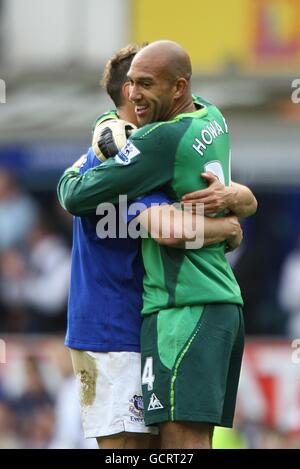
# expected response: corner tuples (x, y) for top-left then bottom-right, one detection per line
(181, 172), (233, 215)
(226, 216), (243, 252)
(92, 119), (137, 161)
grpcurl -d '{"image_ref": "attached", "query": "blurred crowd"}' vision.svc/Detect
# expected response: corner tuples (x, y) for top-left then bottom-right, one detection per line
(0, 168), (72, 334)
(0, 337), (96, 449)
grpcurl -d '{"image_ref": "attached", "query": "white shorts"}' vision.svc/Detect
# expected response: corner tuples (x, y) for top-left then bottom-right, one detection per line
(69, 349), (158, 438)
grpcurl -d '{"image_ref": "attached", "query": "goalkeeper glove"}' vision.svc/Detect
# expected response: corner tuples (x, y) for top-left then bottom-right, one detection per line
(92, 119), (137, 161)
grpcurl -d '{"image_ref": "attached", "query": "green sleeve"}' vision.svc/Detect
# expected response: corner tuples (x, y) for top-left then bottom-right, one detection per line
(57, 127), (177, 217)
(57, 166), (80, 212)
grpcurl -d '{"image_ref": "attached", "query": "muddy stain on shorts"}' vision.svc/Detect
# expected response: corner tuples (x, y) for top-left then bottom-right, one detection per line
(69, 349), (98, 407)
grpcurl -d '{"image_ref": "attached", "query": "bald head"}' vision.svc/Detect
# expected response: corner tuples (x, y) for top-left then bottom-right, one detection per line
(128, 40), (195, 125)
(131, 40), (192, 83)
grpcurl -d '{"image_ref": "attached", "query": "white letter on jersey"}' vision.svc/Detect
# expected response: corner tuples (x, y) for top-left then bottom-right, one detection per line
(201, 129), (213, 145)
(192, 138), (206, 156)
(222, 116), (229, 133)
(213, 120), (224, 135)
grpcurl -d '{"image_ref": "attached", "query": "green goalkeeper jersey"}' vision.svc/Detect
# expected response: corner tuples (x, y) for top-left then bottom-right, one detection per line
(58, 95), (243, 314)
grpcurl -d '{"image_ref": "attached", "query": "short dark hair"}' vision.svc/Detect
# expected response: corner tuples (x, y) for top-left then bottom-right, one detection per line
(100, 44), (146, 108)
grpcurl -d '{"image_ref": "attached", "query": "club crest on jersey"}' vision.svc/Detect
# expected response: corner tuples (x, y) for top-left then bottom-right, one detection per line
(129, 395), (144, 419)
(115, 141), (140, 165)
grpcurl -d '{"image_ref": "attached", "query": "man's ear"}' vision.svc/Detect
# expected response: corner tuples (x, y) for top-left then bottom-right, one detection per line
(173, 78), (188, 100)
(122, 81), (130, 101)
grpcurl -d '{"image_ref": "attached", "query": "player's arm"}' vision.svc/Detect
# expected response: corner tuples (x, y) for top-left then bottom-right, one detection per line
(57, 133), (174, 217)
(227, 181), (257, 217)
(181, 172), (257, 218)
(137, 205), (243, 250)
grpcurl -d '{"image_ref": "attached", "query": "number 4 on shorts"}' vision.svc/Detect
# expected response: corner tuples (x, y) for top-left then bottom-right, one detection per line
(142, 357), (155, 391)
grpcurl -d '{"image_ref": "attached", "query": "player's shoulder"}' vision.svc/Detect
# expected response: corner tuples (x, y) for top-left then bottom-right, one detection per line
(193, 94), (223, 118)
(193, 94), (213, 108)
(92, 110), (118, 130)
(131, 119), (185, 142)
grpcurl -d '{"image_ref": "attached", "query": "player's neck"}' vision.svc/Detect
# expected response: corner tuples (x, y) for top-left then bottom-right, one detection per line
(118, 105), (138, 127)
(169, 96), (196, 120)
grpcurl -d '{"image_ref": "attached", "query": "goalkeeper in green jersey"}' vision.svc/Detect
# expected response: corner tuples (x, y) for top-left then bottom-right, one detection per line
(58, 40), (257, 449)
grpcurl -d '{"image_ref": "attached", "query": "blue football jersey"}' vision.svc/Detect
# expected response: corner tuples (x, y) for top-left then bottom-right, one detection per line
(65, 147), (170, 352)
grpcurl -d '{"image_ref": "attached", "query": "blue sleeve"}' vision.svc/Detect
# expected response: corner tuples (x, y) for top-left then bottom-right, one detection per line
(122, 192), (172, 224)
(80, 147), (102, 175)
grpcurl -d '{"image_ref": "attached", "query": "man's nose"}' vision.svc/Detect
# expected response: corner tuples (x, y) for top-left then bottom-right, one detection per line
(129, 85), (142, 103)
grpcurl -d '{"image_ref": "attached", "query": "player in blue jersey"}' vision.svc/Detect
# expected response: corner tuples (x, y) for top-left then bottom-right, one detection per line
(61, 44), (256, 449)
(65, 45), (161, 449)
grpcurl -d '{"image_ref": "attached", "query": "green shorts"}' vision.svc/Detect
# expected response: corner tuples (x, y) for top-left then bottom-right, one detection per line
(141, 303), (244, 428)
